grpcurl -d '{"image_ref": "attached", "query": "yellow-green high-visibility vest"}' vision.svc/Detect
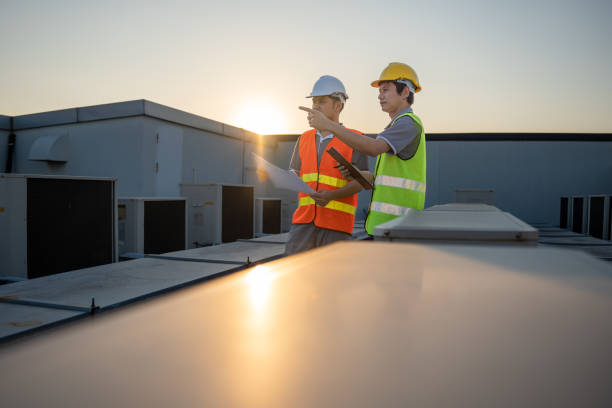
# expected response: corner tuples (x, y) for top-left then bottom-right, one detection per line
(365, 112), (426, 235)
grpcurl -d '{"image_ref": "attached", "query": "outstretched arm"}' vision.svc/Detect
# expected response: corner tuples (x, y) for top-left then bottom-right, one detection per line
(299, 106), (390, 157)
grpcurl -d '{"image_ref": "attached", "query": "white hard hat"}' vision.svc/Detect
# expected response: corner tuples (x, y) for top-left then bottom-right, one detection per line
(307, 75), (348, 104)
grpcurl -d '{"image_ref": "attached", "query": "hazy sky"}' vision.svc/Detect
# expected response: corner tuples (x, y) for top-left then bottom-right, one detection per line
(1, 0), (611, 134)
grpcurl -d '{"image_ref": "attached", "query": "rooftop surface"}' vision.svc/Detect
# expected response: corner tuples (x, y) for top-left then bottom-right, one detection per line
(0, 234), (289, 341)
(1, 240), (611, 407)
(1, 223), (610, 342)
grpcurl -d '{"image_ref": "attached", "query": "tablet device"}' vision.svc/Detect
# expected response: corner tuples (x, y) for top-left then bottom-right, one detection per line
(326, 147), (374, 190)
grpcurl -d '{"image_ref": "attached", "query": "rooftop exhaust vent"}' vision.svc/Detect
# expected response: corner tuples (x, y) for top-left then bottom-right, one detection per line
(29, 133), (70, 162)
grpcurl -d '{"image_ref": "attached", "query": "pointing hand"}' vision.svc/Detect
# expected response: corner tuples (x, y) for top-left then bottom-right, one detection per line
(299, 106), (333, 132)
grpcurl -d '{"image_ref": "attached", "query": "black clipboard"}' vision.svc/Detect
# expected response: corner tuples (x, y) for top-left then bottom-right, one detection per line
(326, 147), (374, 190)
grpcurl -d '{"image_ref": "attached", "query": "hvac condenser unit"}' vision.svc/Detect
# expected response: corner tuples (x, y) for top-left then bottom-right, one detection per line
(571, 196), (588, 234)
(0, 173), (117, 279)
(255, 198), (281, 235)
(560, 196), (570, 229)
(118, 197), (187, 257)
(281, 199), (298, 233)
(373, 204), (538, 246)
(609, 195), (612, 241)
(180, 184), (254, 247)
(454, 189), (495, 205)
(587, 195), (610, 240)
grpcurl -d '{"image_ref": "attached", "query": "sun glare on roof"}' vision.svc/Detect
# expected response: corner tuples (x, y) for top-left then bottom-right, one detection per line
(233, 101), (287, 135)
(244, 265), (276, 312)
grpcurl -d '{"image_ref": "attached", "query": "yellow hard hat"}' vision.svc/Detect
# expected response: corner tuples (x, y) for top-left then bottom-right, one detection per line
(371, 62), (421, 92)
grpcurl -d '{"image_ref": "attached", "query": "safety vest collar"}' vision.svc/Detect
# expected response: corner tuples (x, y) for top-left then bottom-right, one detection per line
(386, 107), (414, 129)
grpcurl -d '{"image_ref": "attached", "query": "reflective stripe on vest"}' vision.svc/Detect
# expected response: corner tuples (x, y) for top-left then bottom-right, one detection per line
(370, 201), (414, 216)
(299, 196), (357, 215)
(374, 174), (426, 193)
(301, 173), (318, 183)
(318, 174), (347, 188)
(301, 173), (347, 188)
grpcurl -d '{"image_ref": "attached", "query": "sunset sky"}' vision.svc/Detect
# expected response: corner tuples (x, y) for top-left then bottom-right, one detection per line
(1, 0), (611, 134)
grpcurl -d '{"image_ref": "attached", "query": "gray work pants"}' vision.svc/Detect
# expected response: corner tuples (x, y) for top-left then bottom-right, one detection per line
(284, 223), (351, 256)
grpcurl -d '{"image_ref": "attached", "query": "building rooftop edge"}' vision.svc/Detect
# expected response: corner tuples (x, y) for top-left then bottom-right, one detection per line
(2, 102), (611, 141)
(0, 115), (11, 130)
(272, 132), (612, 142)
(1, 100), (273, 145)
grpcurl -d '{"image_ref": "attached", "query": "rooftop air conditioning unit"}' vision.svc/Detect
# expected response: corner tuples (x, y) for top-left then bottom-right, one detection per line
(571, 196), (588, 234)
(118, 197), (187, 257)
(587, 195), (610, 240)
(281, 199), (298, 233)
(609, 195), (612, 241)
(180, 184), (254, 247)
(455, 189), (495, 205)
(0, 174), (117, 279)
(373, 204), (538, 246)
(560, 196), (570, 229)
(254, 198), (281, 235)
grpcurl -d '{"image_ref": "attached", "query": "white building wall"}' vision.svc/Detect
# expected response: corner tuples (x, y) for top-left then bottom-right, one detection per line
(141, 119), (184, 196)
(243, 141), (278, 198)
(7, 117), (151, 196)
(270, 138), (298, 207)
(4, 113), (282, 202)
(142, 117), (278, 198)
(272, 140), (295, 170)
(427, 140), (612, 225)
(0, 131), (8, 171)
(0, 115), (10, 171)
(179, 124), (244, 186)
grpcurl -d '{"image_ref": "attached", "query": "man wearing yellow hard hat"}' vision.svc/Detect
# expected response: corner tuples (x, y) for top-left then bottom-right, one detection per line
(299, 62), (426, 235)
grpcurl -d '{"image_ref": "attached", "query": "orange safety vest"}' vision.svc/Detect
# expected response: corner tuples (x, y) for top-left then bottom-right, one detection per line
(292, 128), (361, 235)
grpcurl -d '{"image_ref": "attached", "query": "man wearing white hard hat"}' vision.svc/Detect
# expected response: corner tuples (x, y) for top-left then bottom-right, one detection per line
(300, 63), (426, 236)
(285, 75), (369, 255)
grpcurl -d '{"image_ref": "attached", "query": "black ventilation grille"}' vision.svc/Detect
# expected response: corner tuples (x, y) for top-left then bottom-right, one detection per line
(144, 200), (186, 254)
(588, 197), (604, 239)
(560, 197), (568, 229)
(262, 200), (281, 234)
(221, 186), (253, 243)
(27, 178), (114, 279)
(572, 197), (584, 233)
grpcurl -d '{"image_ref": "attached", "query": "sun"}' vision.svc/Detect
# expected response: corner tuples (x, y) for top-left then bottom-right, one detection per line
(233, 101), (287, 135)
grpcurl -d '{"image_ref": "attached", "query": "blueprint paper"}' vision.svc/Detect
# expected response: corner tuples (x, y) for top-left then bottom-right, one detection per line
(252, 153), (315, 194)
